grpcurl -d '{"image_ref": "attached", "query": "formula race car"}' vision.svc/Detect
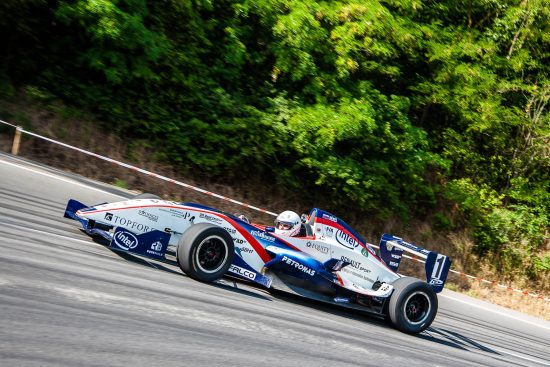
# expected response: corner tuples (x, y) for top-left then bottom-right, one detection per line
(64, 193), (451, 334)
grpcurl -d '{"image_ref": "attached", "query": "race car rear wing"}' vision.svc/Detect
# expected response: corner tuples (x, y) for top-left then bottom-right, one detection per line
(379, 234), (451, 293)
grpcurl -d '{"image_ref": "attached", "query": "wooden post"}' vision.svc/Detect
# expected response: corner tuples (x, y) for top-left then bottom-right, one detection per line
(11, 127), (22, 155)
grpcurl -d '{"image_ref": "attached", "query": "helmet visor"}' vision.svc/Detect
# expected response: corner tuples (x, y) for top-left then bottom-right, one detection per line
(276, 221), (293, 230)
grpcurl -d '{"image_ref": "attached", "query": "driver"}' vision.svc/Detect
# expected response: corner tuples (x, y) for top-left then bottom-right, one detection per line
(274, 210), (302, 237)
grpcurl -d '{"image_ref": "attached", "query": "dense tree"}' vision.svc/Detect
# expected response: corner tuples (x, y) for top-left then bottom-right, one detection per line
(1, 0), (548, 283)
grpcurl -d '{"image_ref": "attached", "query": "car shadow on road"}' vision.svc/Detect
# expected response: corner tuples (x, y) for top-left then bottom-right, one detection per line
(266, 287), (503, 357)
(266, 287), (391, 328)
(420, 326), (500, 355)
(210, 278), (275, 301)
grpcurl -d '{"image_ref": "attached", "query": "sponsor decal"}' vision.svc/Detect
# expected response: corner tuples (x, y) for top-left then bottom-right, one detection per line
(306, 241), (330, 254)
(146, 241), (164, 256)
(238, 247), (253, 254)
(361, 247), (369, 258)
(229, 265), (256, 280)
(233, 237), (245, 244)
(159, 208), (194, 221)
(333, 297), (350, 303)
(322, 213), (337, 222)
(325, 227), (334, 238)
(236, 245), (253, 257)
(113, 230), (138, 250)
(389, 261), (399, 267)
(429, 278), (443, 285)
(341, 256), (372, 273)
(341, 267), (375, 283)
(106, 214), (152, 233)
(391, 253), (401, 259)
(335, 229), (359, 249)
(281, 256), (316, 276)
(251, 230), (275, 242)
(223, 226), (236, 234)
(200, 213), (223, 224)
(138, 210), (159, 222)
(379, 284), (391, 292)
(341, 256), (360, 269)
(235, 245), (253, 257)
(151, 241), (163, 252)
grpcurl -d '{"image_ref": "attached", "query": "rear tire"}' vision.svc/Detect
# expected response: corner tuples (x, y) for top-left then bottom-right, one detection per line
(177, 223), (234, 282)
(132, 193), (161, 200)
(388, 277), (437, 334)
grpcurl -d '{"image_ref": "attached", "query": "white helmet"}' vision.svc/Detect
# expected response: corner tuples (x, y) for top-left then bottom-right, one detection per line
(274, 211), (301, 237)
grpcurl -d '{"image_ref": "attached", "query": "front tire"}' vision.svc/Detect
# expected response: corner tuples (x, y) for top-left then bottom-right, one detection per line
(388, 277), (437, 334)
(177, 223), (234, 282)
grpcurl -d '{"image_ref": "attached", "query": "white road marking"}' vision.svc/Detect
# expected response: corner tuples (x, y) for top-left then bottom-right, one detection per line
(440, 293), (550, 332)
(0, 158), (124, 197)
(1, 221), (102, 247)
(0, 278), (12, 286)
(489, 346), (550, 366)
(435, 326), (550, 366)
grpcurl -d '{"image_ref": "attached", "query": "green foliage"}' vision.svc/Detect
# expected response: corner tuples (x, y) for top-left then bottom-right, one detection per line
(55, 0), (166, 84)
(24, 86), (55, 103)
(445, 178), (504, 223)
(113, 178), (128, 189)
(433, 213), (452, 231)
(475, 205), (548, 277)
(446, 177), (549, 278)
(280, 92), (440, 217)
(534, 255), (550, 273)
(1, 0), (549, 282)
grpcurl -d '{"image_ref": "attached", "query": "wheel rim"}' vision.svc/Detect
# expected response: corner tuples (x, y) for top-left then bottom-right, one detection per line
(195, 235), (229, 274)
(403, 291), (431, 325)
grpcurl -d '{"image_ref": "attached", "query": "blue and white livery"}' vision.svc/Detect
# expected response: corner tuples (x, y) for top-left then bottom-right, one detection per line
(64, 194), (451, 334)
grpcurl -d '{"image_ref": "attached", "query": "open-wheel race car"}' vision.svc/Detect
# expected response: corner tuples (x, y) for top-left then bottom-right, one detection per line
(64, 193), (451, 334)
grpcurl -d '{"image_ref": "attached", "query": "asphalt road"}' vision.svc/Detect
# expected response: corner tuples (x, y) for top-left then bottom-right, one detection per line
(1, 152), (549, 367)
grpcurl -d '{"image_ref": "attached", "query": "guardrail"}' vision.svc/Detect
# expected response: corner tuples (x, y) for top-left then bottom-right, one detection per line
(1, 118), (548, 302)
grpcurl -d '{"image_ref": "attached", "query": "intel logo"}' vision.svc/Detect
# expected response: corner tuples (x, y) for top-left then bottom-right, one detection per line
(335, 230), (359, 249)
(114, 230), (138, 250)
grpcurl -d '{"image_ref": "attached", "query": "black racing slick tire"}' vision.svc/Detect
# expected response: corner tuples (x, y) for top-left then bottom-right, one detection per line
(177, 223), (234, 282)
(388, 277), (438, 334)
(132, 193), (161, 199)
